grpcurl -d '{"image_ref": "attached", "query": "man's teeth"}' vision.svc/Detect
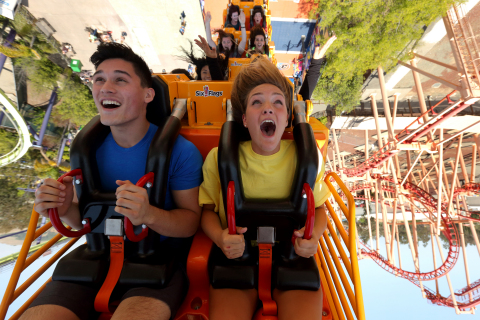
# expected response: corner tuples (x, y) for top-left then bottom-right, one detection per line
(102, 100), (121, 106)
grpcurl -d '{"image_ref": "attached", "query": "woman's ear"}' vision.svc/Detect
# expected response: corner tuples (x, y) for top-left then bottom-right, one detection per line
(242, 114), (247, 127)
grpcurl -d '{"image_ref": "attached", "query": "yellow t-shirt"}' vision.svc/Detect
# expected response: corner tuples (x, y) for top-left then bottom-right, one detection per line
(199, 140), (331, 228)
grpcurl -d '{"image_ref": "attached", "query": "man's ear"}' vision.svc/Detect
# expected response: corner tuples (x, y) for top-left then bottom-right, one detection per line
(144, 88), (155, 104)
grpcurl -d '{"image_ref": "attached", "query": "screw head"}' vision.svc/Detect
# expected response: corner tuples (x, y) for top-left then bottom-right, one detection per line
(82, 219), (87, 225)
(75, 179), (81, 185)
(322, 311), (328, 316)
(303, 193), (307, 198)
(146, 182), (152, 188)
(142, 224), (147, 229)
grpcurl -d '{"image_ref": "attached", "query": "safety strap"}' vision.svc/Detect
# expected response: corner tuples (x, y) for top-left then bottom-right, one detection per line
(94, 235), (124, 313)
(258, 243), (277, 316)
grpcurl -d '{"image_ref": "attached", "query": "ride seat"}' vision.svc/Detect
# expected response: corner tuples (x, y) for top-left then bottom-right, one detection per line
(52, 75), (181, 289)
(208, 102), (321, 291)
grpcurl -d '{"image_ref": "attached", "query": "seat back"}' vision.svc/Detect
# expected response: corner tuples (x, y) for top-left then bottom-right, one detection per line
(217, 120), (319, 259)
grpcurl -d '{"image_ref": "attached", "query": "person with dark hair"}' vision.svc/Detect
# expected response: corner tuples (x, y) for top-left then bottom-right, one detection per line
(251, 7), (266, 30)
(24, 42), (203, 320)
(178, 37), (225, 81)
(248, 26), (270, 58)
(205, 11), (246, 59)
(225, 4), (241, 30)
(171, 68), (195, 80)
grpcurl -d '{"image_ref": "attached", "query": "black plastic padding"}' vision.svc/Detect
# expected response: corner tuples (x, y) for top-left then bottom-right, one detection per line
(274, 256), (320, 291)
(57, 75), (180, 288)
(52, 243), (109, 286)
(210, 119), (320, 290)
(146, 76), (172, 128)
(208, 245), (257, 289)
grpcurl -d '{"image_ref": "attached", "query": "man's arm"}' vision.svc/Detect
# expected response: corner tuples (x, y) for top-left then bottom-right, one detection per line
(34, 176), (83, 230)
(115, 182), (201, 237)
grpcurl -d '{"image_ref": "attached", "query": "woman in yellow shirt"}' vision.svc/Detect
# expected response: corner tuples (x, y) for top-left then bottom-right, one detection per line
(199, 56), (330, 320)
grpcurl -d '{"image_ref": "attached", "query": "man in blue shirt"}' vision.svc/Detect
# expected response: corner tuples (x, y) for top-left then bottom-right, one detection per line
(26, 43), (203, 320)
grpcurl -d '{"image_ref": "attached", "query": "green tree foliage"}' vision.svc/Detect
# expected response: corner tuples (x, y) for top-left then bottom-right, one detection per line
(14, 56), (63, 91)
(310, 0), (463, 112)
(312, 73), (363, 114)
(56, 72), (98, 126)
(0, 129), (19, 157)
(0, 177), (35, 233)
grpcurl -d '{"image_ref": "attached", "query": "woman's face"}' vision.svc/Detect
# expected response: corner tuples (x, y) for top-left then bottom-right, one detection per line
(254, 12), (262, 25)
(200, 65), (211, 81)
(222, 37), (233, 51)
(231, 12), (239, 24)
(242, 83), (288, 156)
(254, 35), (265, 52)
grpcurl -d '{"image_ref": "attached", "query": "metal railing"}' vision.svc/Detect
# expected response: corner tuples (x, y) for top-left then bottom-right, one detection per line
(317, 172), (365, 320)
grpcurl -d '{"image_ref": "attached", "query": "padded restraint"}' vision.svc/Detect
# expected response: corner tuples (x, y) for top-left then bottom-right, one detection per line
(53, 75), (179, 288)
(208, 119), (320, 291)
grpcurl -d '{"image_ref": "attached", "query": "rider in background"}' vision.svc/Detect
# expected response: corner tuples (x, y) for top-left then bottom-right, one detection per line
(205, 11), (247, 59)
(248, 26), (270, 58)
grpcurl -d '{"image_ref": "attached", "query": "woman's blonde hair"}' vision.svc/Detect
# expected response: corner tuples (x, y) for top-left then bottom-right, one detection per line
(231, 56), (292, 124)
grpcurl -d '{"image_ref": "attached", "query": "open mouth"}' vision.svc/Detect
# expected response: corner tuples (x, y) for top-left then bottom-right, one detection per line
(260, 120), (276, 137)
(101, 100), (121, 109)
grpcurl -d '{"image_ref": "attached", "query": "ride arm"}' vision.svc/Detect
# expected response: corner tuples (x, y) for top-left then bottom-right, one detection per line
(205, 11), (216, 48)
(237, 11), (247, 55)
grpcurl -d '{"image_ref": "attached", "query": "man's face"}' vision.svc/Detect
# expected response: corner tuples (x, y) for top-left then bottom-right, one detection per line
(92, 58), (153, 128)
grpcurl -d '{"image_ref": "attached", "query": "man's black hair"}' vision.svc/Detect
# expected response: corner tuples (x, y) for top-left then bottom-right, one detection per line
(90, 42), (152, 88)
(171, 68), (194, 80)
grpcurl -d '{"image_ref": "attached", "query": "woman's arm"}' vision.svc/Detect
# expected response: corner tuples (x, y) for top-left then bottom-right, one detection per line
(204, 11), (216, 48)
(201, 204), (247, 259)
(195, 35), (225, 80)
(237, 11), (247, 55)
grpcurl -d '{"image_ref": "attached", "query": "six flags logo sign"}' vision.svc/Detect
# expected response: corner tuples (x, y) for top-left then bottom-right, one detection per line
(195, 85), (223, 98)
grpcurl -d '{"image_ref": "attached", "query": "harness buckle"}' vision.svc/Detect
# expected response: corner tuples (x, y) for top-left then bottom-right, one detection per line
(104, 218), (124, 237)
(257, 226), (275, 245)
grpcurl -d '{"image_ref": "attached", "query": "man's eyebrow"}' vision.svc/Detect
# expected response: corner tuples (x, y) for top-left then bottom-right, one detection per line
(92, 70), (132, 77)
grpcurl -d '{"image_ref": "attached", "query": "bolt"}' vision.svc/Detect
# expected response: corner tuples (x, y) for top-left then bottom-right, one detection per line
(322, 311), (328, 316)
(82, 219), (87, 225)
(303, 193), (307, 198)
(75, 179), (81, 185)
(142, 224), (147, 229)
(146, 182), (152, 188)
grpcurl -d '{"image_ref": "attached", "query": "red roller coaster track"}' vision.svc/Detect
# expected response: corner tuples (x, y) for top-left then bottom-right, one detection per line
(350, 175), (460, 282)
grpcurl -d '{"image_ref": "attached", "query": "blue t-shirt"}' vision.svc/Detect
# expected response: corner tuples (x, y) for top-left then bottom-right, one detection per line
(96, 123), (203, 211)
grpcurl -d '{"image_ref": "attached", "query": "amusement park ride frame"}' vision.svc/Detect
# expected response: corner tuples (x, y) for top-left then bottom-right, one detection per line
(328, 3), (480, 315)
